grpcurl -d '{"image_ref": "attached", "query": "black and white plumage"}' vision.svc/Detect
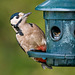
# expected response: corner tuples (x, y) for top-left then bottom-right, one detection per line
(10, 12), (52, 69)
(10, 12), (46, 52)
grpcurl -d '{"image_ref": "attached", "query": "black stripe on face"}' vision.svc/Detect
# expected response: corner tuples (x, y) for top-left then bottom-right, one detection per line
(15, 19), (22, 28)
(11, 18), (22, 28)
(15, 27), (24, 36)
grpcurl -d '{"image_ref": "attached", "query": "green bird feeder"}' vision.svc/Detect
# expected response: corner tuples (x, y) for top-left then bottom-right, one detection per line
(28, 0), (75, 67)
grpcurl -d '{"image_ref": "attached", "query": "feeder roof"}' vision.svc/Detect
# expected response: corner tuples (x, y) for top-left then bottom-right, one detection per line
(35, 0), (75, 11)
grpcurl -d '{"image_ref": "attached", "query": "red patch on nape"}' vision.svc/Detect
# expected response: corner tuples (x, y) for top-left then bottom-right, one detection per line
(37, 45), (46, 52)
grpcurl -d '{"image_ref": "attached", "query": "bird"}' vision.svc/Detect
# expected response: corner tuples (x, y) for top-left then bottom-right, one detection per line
(10, 12), (52, 69)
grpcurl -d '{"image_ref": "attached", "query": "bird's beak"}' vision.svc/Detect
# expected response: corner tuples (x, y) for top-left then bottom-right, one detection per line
(22, 12), (32, 19)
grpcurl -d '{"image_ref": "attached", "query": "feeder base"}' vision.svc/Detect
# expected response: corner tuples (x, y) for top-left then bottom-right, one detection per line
(27, 51), (75, 66)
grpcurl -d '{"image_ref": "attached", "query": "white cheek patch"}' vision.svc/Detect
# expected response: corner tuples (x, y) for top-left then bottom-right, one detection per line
(10, 16), (21, 25)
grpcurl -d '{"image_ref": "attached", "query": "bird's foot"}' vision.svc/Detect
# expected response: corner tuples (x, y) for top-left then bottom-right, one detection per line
(41, 63), (52, 69)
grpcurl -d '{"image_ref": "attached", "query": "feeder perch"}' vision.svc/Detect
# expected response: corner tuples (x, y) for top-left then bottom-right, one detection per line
(28, 0), (75, 66)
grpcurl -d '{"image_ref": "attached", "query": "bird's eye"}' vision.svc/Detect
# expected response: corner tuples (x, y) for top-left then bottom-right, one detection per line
(16, 15), (19, 19)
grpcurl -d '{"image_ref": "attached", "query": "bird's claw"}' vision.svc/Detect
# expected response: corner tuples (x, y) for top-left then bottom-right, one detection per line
(41, 63), (52, 69)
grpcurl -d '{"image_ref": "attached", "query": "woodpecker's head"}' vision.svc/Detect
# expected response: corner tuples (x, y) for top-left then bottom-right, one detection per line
(10, 12), (32, 28)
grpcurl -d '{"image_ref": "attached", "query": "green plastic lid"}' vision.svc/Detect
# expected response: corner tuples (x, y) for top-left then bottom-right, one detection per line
(35, 0), (75, 11)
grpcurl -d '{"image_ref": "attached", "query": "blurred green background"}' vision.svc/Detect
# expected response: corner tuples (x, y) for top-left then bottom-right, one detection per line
(0, 0), (75, 75)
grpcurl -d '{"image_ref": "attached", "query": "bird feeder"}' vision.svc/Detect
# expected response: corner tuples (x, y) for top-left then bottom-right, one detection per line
(28, 0), (75, 67)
